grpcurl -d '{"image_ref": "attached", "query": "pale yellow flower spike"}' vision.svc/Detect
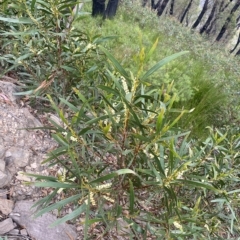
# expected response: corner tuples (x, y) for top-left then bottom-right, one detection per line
(120, 76), (129, 94)
(90, 192), (96, 206)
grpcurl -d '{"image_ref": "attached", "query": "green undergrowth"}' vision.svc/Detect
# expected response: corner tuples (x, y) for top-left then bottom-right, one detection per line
(74, 1), (240, 138)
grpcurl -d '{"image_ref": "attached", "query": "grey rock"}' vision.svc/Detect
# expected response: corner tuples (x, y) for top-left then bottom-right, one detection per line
(4, 156), (16, 175)
(0, 198), (14, 215)
(0, 189), (8, 199)
(0, 81), (21, 104)
(5, 147), (30, 168)
(20, 228), (28, 236)
(0, 218), (15, 235)
(0, 170), (11, 188)
(0, 145), (5, 159)
(8, 228), (20, 235)
(10, 200), (77, 240)
(21, 108), (43, 128)
(0, 160), (5, 172)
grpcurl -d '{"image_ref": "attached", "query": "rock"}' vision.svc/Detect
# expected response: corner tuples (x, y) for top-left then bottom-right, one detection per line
(30, 162), (37, 169)
(0, 170), (11, 188)
(0, 189), (8, 199)
(0, 198), (14, 215)
(5, 147), (30, 168)
(8, 228), (20, 235)
(21, 108), (43, 128)
(0, 81), (21, 104)
(0, 145), (5, 159)
(0, 218), (15, 235)
(0, 160), (5, 172)
(20, 228), (28, 236)
(10, 200), (77, 240)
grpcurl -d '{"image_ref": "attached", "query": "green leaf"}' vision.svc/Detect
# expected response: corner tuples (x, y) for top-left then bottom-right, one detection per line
(145, 38), (159, 62)
(175, 179), (220, 192)
(227, 189), (240, 195)
(60, 65), (77, 72)
(13, 90), (34, 96)
(115, 169), (137, 175)
(33, 182), (78, 189)
(89, 173), (117, 184)
(129, 180), (134, 214)
(31, 0), (37, 12)
(141, 51), (189, 81)
(99, 46), (129, 79)
(24, 173), (57, 182)
(98, 85), (119, 95)
(59, 98), (79, 112)
(90, 169), (140, 185)
(0, 17), (34, 24)
(34, 194), (82, 218)
(50, 204), (87, 227)
(156, 107), (165, 133)
(52, 134), (69, 147)
(47, 95), (60, 115)
(32, 189), (58, 209)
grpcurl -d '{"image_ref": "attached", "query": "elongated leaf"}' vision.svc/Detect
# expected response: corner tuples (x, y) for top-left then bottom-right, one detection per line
(60, 65), (77, 72)
(141, 51), (189, 81)
(24, 173), (57, 181)
(33, 182), (78, 189)
(35, 194), (82, 218)
(156, 108), (165, 133)
(32, 189), (58, 209)
(13, 90), (34, 96)
(52, 134), (69, 147)
(129, 180), (134, 214)
(0, 30), (38, 36)
(175, 179), (220, 192)
(90, 173), (117, 184)
(31, 0), (37, 12)
(72, 88), (93, 110)
(145, 38), (159, 62)
(50, 204), (87, 227)
(211, 198), (227, 203)
(115, 169), (137, 175)
(36, 0), (50, 8)
(99, 46), (129, 79)
(147, 160), (162, 184)
(0, 17), (34, 24)
(98, 85), (119, 95)
(227, 189), (240, 195)
(59, 98), (79, 112)
(47, 95), (60, 115)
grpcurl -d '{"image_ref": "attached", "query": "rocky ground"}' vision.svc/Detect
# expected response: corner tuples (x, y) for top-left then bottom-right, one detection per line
(0, 79), (79, 239)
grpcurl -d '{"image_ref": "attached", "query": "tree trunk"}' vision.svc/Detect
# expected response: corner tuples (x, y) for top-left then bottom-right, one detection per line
(144, 0), (240, 55)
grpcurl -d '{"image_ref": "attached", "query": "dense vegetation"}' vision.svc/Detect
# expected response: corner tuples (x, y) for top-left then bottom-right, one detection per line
(0, 0), (240, 239)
